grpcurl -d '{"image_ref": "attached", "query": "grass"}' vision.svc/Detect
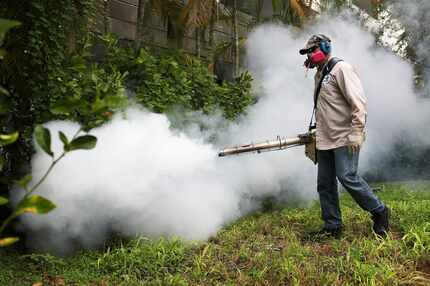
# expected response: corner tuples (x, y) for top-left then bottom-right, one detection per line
(0, 181), (429, 285)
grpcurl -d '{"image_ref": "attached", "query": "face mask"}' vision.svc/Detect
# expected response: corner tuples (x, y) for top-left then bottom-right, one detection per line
(304, 50), (327, 69)
(311, 50), (327, 64)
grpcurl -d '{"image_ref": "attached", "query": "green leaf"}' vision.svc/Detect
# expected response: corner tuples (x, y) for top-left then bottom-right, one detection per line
(0, 85), (9, 96)
(0, 95), (12, 115)
(16, 195), (56, 215)
(106, 95), (128, 108)
(0, 131), (19, 147)
(58, 131), (69, 149)
(0, 156), (4, 172)
(0, 19), (21, 40)
(68, 135), (97, 151)
(34, 125), (53, 157)
(17, 174), (32, 190)
(0, 237), (19, 247)
(50, 98), (81, 115)
(0, 196), (8, 206)
(91, 98), (108, 113)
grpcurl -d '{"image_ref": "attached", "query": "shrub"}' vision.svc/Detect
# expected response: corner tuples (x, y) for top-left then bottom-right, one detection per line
(101, 35), (255, 120)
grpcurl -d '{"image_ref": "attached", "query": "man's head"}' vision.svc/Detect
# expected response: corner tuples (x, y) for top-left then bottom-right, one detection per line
(299, 34), (332, 69)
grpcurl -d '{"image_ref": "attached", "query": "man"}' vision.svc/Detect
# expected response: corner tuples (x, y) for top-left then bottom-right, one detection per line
(299, 34), (390, 237)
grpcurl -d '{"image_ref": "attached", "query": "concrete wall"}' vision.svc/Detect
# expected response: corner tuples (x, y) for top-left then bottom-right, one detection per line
(105, 0), (255, 79)
(106, 1), (254, 59)
(105, 0), (377, 41)
(108, 0), (138, 40)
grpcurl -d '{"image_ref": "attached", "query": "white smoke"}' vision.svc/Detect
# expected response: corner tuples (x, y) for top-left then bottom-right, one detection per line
(237, 15), (430, 174)
(389, 0), (430, 96)
(18, 13), (430, 254)
(21, 108), (314, 254)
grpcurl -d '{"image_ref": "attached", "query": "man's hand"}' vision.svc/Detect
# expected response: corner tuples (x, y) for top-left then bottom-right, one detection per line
(348, 143), (361, 154)
(347, 130), (365, 154)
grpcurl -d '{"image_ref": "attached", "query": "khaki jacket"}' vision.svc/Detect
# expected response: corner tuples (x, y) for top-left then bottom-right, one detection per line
(314, 59), (367, 150)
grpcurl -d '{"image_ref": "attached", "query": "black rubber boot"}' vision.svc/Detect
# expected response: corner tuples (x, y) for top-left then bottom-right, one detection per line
(372, 207), (390, 236)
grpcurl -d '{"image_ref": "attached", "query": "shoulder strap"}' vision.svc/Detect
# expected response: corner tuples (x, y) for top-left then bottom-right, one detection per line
(313, 57), (343, 107)
(309, 57), (343, 131)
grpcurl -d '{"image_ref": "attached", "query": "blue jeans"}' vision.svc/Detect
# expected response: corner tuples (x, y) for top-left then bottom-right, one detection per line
(317, 146), (385, 230)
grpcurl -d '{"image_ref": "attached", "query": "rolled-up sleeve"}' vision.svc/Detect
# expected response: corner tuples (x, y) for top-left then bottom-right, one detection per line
(335, 63), (367, 132)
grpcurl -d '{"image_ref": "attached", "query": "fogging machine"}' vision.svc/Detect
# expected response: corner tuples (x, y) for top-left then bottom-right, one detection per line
(218, 129), (317, 164)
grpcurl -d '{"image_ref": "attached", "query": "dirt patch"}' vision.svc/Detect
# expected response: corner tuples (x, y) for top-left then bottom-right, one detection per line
(313, 243), (336, 256)
(42, 273), (65, 286)
(389, 230), (403, 240)
(417, 258), (430, 278)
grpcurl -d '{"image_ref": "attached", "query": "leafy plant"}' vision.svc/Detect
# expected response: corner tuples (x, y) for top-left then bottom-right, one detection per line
(217, 71), (254, 119)
(0, 125), (97, 247)
(49, 55), (128, 130)
(0, 0), (105, 193)
(0, 131), (20, 233)
(0, 19), (20, 46)
(0, 19), (22, 229)
(0, 18), (101, 247)
(101, 34), (255, 119)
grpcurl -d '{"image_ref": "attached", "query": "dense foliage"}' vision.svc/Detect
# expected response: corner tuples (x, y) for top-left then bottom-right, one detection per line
(0, 18), (103, 247)
(101, 34), (254, 119)
(0, 2), (129, 242)
(0, 0), (104, 180)
(49, 53), (128, 131)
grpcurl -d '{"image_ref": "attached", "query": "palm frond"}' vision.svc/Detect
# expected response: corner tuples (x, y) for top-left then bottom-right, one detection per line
(272, 0), (317, 25)
(180, 0), (215, 28)
(290, 0), (306, 18)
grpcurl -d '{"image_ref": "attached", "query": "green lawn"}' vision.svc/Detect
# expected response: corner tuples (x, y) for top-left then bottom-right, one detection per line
(1, 182), (429, 285)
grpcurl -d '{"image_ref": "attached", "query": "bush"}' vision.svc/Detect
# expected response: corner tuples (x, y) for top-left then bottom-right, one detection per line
(101, 35), (255, 120)
(49, 54), (128, 130)
(0, 0), (104, 182)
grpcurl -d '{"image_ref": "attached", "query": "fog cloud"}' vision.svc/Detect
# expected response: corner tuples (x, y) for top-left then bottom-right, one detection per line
(18, 12), (430, 254)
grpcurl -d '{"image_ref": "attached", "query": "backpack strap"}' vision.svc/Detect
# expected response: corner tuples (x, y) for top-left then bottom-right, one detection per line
(308, 57), (343, 131)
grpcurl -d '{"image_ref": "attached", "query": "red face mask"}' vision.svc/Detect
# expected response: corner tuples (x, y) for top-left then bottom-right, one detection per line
(304, 49), (327, 69)
(310, 50), (327, 64)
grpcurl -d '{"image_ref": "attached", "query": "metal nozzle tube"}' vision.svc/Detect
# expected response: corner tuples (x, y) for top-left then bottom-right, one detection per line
(218, 136), (303, 157)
